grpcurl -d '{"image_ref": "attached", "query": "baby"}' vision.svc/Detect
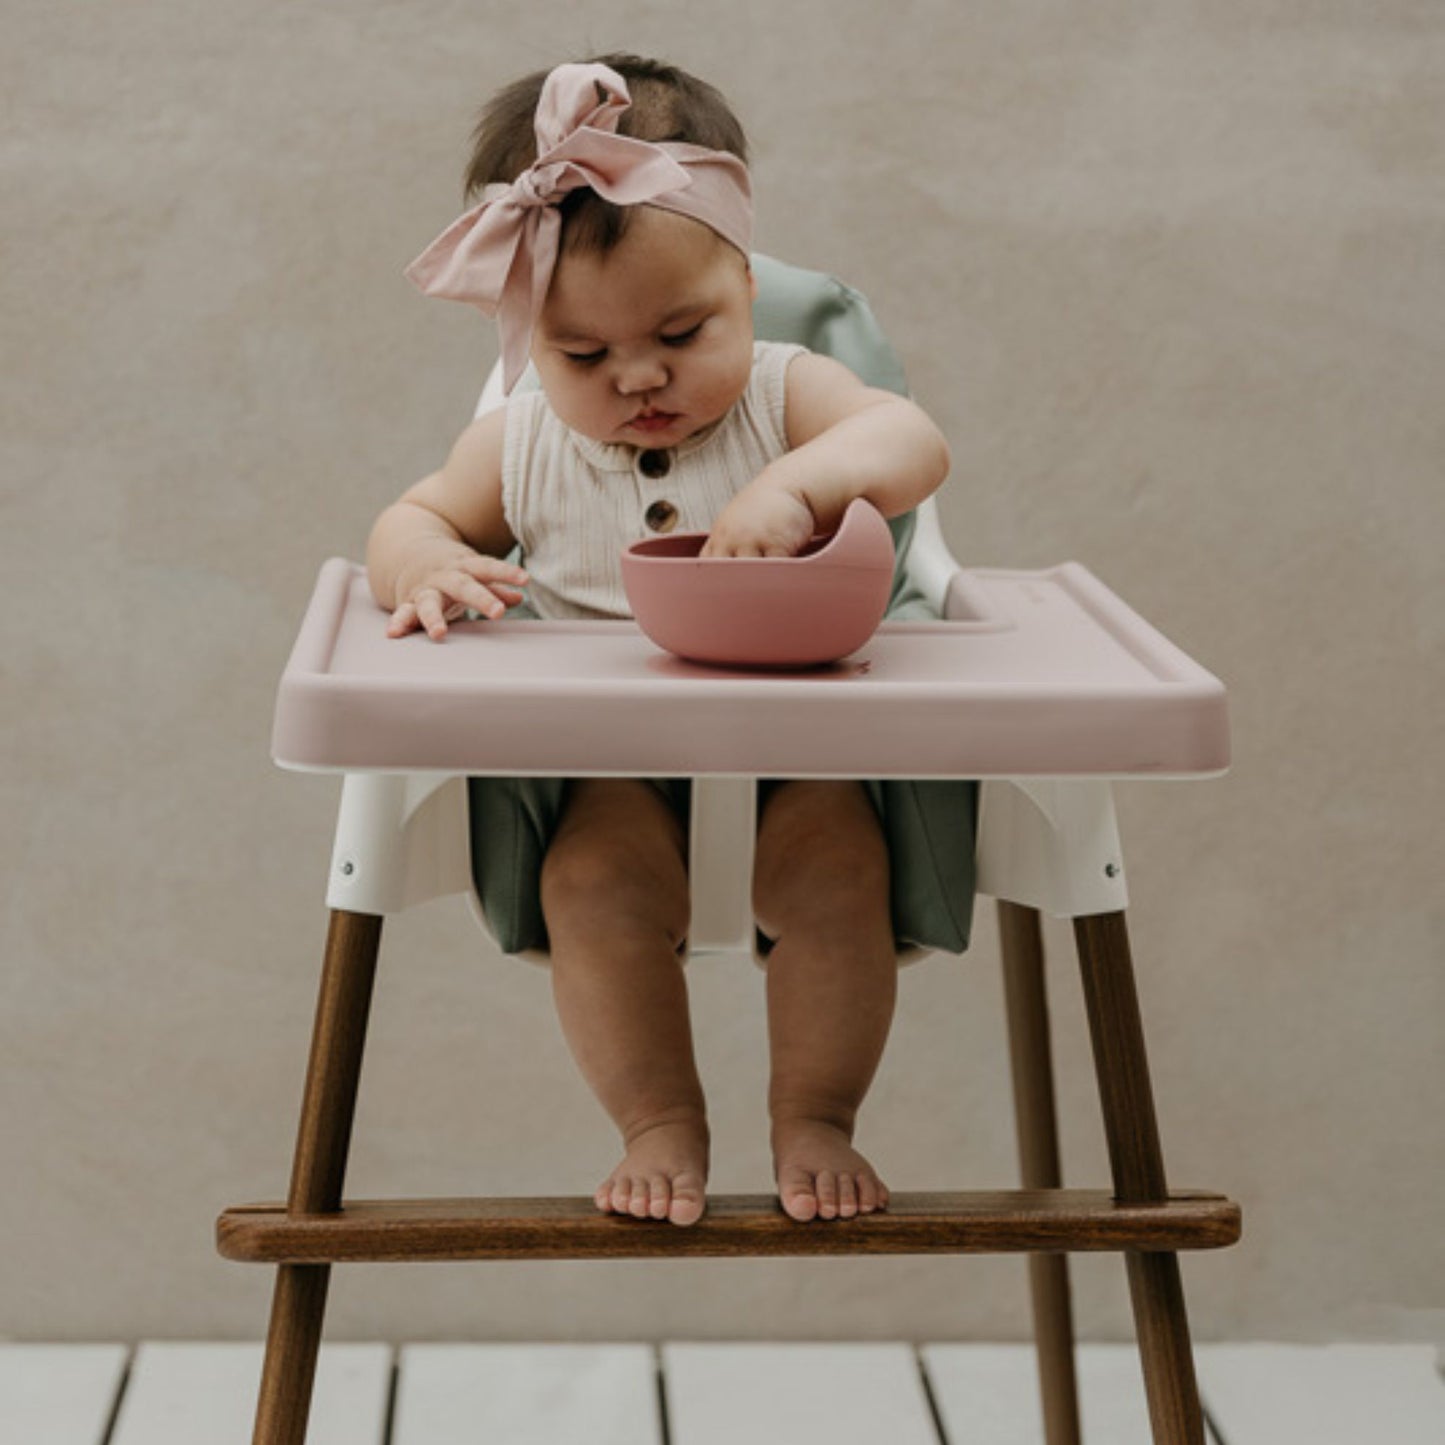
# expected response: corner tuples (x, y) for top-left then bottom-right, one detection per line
(367, 55), (950, 1226)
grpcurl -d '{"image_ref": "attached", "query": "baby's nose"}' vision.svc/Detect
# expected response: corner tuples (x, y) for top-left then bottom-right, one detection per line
(615, 353), (669, 394)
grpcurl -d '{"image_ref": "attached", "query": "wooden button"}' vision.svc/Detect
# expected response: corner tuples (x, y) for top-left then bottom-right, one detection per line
(638, 449), (672, 479)
(644, 500), (679, 532)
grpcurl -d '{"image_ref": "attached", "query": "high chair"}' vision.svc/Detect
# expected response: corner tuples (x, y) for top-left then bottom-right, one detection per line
(218, 257), (1239, 1445)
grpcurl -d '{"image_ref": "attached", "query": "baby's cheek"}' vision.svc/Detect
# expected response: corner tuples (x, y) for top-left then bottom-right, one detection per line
(705, 354), (753, 413)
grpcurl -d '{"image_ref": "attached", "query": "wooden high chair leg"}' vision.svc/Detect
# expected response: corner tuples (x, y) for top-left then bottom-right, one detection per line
(998, 901), (1082, 1445)
(1074, 911), (1206, 1445)
(252, 909), (383, 1445)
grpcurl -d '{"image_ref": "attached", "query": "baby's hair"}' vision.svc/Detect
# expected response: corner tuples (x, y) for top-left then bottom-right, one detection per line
(464, 53), (748, 255)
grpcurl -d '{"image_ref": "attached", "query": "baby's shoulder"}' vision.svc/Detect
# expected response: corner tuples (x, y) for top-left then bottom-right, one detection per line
(497, 386), (560, 465)
(751, 338), (812, 370)
(746, 339), (810, 407)
(500, 384), (551, 431)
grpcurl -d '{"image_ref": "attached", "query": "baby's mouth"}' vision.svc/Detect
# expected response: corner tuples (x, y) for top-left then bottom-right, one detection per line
(629, 409), (680, 434)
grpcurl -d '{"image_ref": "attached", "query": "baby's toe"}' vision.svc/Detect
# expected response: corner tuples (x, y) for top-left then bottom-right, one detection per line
(837, 1174), (859, 1219)
(648, 1176), (671, 1220)
(856, 1173), (881, 1214)
(668, 1173), (706, 1227)
(815, 1170), (840, 1220)
(778, 1166), (819, 1222)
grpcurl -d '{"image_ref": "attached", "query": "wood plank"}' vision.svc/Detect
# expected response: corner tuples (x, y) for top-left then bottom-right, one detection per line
(924, 1342), (1232, 1444)
(1196, 1343), (1445, 1444)
(392, 1344), (661, 1444)
(107, 1342), (391, 1445)
(0, 1344), (128, 1445)
(662, 1343), (940, 1444)
(217, 1189), (1241, 1263)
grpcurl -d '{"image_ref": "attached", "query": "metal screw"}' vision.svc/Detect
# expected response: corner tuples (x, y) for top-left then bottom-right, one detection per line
(340, 861), (355, 876)
(1104, 862), (1120, 878)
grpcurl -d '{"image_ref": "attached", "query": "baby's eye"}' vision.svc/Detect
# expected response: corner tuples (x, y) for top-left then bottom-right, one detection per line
(563, 347), (607, 366)
(661, 322), (704, 348)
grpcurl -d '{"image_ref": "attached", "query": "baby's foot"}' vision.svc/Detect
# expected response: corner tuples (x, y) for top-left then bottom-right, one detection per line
(772, 1117), (890, 1222)
(595, 1115), (710, 1227)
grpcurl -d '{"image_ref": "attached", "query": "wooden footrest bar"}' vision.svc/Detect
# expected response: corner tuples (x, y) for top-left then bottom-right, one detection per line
(218, 1188), (1240, 1263)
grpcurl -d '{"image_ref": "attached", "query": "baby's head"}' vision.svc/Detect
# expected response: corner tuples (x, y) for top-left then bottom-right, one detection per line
(464, 54), (749, 257)
(409, 56), (758, 449)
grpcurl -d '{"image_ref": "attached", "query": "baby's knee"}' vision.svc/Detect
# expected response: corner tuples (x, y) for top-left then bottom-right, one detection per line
(541, 830), (689, 942)
(753, 784), (889, 925)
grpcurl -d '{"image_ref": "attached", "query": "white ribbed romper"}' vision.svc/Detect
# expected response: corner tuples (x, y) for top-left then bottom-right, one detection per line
(501, 341), (805, 619)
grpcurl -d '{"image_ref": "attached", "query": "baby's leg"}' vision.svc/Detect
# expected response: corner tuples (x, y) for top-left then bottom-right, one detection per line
(754, 781), (897, 1222)
(540, 779), (708, 1226)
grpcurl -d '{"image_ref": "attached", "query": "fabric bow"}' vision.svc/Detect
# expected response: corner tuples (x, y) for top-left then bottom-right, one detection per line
(405, 62), (753, 392)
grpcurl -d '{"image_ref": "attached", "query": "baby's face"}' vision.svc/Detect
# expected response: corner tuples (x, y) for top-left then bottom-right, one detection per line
(532, 207), (756, 449)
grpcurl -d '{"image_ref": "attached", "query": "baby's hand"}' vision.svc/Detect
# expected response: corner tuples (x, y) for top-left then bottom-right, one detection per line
(700, 482), (815, 558)
(387, 550), (529, 641)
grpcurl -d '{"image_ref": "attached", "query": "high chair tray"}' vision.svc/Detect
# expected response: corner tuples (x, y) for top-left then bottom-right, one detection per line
(273, 559), (1228, 777)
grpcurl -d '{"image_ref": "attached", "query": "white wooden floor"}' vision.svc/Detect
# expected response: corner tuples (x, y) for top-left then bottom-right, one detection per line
(2, 1341), (1442, 1444)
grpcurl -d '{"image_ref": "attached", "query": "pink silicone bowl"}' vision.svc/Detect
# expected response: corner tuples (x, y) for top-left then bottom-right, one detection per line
(621, 497), (896, 668)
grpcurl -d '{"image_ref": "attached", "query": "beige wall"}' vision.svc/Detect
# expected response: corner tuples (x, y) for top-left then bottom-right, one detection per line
(4, 0), (1441, 1345)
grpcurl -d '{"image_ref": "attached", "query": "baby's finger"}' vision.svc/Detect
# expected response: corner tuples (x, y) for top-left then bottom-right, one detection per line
(442, 571), (513, 620)
(387, 600), (420, 637)
(415, 590), (451, 641)
(458, 556), (530, 588)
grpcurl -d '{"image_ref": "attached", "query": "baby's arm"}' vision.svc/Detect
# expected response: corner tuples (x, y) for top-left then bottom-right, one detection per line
(701, 352), (950, 557)
(366, 407), (529, 640)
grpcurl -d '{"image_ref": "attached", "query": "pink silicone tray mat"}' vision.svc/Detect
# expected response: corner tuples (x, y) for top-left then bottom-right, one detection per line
(272, 559), (1229, 778)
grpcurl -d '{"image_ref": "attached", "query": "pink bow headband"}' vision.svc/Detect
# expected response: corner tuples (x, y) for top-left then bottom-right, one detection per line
(405, 62), (754, 393)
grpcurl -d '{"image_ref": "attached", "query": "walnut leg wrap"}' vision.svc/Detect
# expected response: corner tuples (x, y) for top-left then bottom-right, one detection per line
(252, 911), (382, 1445)
(1075, 912), (1204, 1445)
(1126, 1251), (1207, 1445)
(999, 902), (1081, 1445)
(284, 912), (384, 1215)
(253, 1265), (331, 1445)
